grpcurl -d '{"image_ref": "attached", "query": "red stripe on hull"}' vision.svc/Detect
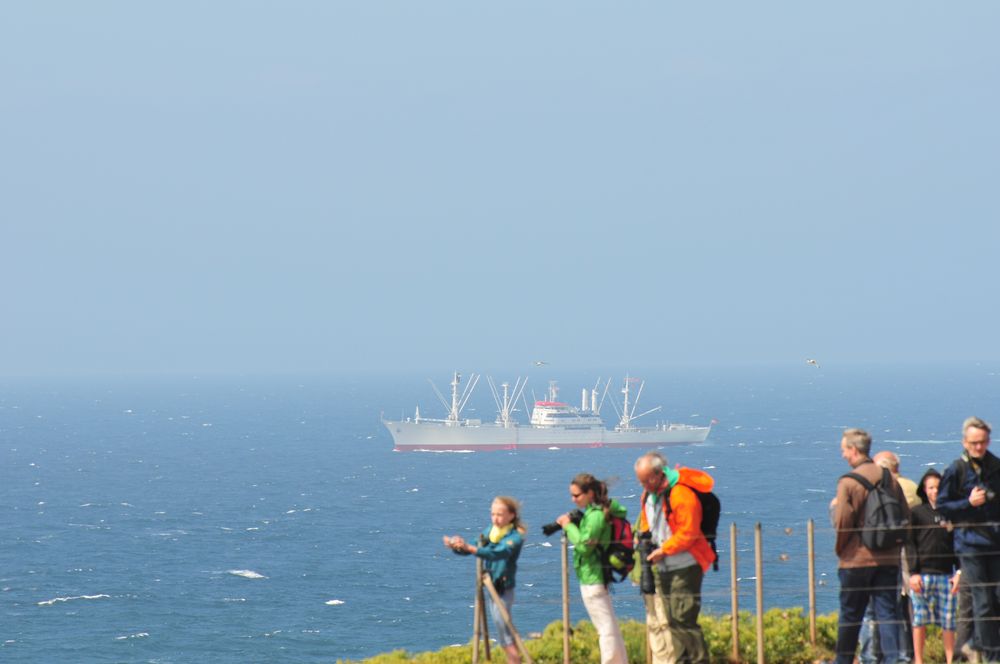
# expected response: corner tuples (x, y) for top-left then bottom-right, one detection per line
(393, 440), (691, 452)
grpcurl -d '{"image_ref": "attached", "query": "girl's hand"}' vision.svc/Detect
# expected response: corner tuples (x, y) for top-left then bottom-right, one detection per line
(909, 573), (923, 594)
(556, 513), (571, 527)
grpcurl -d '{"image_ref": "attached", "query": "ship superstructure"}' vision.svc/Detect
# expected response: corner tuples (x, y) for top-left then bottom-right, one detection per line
(383, 372), (711, 452)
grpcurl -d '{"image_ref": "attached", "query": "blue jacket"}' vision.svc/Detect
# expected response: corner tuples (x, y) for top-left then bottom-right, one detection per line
(471, 526), (524, 593)
(937, 451), (1000, 552)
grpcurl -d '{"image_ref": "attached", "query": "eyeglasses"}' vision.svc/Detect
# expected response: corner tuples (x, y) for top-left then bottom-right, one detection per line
(570, 491), (582, 498)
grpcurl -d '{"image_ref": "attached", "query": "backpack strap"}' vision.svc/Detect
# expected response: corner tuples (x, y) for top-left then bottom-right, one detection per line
(841, 459), (885, 490)
(841, 472), (875, 492)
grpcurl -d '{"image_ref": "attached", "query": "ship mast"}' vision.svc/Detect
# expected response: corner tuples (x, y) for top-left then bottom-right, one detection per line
(487, 376), (527, 428)
(449, 372), (461, 423)
(428, 371), (479, 426)
(617, 375), (662, 431)
(619, 375), (633, 430)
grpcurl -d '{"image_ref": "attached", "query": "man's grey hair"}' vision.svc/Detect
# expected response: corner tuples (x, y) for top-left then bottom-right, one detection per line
(842, 428), (872, 456)
(873, 450), (900, 473)
(635, 451), (667, 474)
(963, 416), (992, 437)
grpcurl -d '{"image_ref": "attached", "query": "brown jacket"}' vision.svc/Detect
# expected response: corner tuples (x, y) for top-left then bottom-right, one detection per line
(834, 458), (910, 568)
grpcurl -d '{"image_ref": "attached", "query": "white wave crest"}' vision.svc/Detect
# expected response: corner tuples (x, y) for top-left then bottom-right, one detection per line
(325, 599), (345, 605)
(114, 632), (149, 641)
(884, 439), (957, 445)
(227, 569), (266, 580)
(412, 449), (474, 454)
(38, 594), (110, 606)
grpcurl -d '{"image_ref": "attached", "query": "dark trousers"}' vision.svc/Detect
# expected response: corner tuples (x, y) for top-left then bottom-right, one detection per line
(837, 565), (902, 664)
(957, 571), (976, 657)
(859, 585), (914, 663)
(960, 551), (1000, 661)
(656, 564), (709, 664)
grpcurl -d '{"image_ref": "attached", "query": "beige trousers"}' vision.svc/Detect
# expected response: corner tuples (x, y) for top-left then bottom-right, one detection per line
(580, 583), (628, 664)
(644, 575), (677, 664)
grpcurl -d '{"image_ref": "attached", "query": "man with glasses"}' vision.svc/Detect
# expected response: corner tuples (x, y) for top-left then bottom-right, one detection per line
(938, 417), (1000, 662)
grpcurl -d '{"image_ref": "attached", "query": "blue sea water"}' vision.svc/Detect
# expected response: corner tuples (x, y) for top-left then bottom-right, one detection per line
(3, 364), (1000, 662)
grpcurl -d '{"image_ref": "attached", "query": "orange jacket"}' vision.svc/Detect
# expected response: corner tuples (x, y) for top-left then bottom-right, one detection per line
(637, 467), (716, 573)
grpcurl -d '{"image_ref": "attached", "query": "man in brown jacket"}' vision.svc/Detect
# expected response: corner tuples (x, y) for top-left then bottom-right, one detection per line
(833, 428), (911, 664)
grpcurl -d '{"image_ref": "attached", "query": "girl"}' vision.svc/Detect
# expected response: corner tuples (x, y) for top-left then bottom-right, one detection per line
(556, 473), (629, 664)
(444, 496), (526, 664)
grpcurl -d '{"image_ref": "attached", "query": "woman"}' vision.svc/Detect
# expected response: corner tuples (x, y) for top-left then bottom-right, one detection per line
(444, 496), (526, 664)
(907, 468), (960, 664)
(556, 473), (629, 664)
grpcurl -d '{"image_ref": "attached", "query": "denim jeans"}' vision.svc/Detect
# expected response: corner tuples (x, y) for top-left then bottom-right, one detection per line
(836, 566), (902, 664)
(959, 551), (1000, 661)
(859, 588), (914, 663)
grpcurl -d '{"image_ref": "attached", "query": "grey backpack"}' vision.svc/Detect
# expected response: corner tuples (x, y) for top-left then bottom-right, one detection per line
(842, 467), (909, 550)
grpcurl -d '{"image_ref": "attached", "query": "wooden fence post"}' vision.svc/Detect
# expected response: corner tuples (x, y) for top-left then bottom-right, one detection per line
(479, 559), (491, 661)
(731, 522), (740, 663)
(483, 574), (535, 664)
(808, 518), (817, 646)
(755, 522), (764, 664)
(473, 559), (482, 664)
(562, 533), (571, 664)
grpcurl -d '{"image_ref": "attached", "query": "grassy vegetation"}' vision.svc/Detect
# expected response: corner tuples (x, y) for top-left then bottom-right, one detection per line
(338, 608), (952, 663)
(337, 608), (837, 663)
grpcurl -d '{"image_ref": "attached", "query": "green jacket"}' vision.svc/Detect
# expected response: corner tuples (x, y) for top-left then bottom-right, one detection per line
(563, 499), (627, 585)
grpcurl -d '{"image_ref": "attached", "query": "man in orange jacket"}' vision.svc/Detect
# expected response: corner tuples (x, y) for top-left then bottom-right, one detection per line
(635, 451), (715, 664)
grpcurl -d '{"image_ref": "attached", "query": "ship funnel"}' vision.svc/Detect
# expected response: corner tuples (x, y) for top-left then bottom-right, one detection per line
(582, 388), (588, 411)
(591, 389), (597, 413)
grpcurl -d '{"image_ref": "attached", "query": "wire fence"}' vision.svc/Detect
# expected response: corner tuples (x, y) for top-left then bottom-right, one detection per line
(461, 517), (998, 663)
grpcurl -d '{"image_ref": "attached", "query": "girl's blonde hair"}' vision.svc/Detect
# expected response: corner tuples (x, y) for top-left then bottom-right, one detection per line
(493, 495), (527, 534)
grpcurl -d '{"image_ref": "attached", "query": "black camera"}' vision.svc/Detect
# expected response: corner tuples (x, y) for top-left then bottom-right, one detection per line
(637, 531), (656, 595)
(542, 509), (583, 536)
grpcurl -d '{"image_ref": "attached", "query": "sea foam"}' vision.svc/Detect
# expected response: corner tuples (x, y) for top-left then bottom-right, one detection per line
(38, 594), (111, 606)
(227, 570), (266, 580)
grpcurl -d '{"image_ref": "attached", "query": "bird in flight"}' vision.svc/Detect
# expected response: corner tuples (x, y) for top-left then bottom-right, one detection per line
(806, 358), (820, 368)
(533, 360), (548, 367)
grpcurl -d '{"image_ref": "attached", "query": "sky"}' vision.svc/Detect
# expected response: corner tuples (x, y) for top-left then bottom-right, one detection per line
(2, 3), (999, 377)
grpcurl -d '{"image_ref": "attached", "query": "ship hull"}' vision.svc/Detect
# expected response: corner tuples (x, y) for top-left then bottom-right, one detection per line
(384, 420), (711, 452)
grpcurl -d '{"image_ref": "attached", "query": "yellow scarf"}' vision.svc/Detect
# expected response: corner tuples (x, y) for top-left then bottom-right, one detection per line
(488, 523), (513, 544)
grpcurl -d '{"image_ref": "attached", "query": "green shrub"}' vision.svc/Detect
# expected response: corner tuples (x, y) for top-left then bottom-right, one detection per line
(338, 608), (842, 663)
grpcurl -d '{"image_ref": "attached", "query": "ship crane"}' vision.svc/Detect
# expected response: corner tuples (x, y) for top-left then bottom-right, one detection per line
(615, 376), (662, 431)
(487, 376), (528, 429)
(428, 371), (479, 425)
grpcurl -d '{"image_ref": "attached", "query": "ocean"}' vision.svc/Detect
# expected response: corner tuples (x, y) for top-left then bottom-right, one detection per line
(2, 364), (998, 662)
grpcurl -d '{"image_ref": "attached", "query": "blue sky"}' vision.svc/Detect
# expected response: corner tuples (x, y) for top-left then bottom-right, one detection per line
(3, 3), (998, 377)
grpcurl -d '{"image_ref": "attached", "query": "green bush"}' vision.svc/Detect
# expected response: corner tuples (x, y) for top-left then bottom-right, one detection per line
(338, 608), (842, 663)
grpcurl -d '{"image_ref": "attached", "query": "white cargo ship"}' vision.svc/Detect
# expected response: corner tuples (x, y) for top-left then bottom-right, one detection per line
(383, 372), (712, 452)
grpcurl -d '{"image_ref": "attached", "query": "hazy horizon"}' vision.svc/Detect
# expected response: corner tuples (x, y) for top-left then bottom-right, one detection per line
(4, 2), (998, 378)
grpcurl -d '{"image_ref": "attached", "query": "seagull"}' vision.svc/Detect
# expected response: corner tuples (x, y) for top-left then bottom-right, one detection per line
(806, 358), (820, 368)
(533, 360), (548, 367)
